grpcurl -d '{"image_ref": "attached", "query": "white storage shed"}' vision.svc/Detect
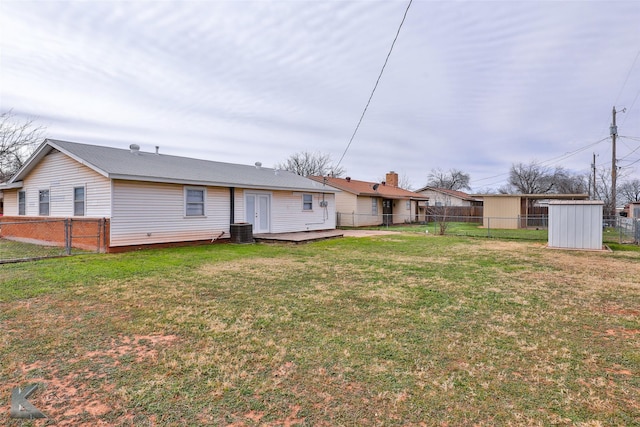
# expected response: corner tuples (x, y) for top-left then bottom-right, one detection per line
(548, 200), (603, 250)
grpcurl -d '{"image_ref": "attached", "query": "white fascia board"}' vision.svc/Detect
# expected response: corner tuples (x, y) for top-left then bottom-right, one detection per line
(0, 181), (24, 189)
(109, 174), (339, 193)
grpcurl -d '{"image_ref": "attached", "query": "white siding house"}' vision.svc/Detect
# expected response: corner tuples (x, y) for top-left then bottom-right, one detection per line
(310, 174), (427, 227)
(7, 150), (112, 218)
(414, 187), (481, 207)
(1, 139), (337, 251)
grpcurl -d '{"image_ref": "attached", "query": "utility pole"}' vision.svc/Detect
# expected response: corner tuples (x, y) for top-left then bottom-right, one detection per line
(610, 106), (617, 217)
(592, 152), (597, 200)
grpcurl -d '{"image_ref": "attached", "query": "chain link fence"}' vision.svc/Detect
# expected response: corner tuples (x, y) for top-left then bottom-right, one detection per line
(338, 212), (639, 245)
(603, 215), (640, 244)
(0, 217), (108, 263)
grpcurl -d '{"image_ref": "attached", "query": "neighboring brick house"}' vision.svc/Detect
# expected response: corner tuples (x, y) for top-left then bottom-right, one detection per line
(0, 139), (338, 252)
(310, 172), (428, 227)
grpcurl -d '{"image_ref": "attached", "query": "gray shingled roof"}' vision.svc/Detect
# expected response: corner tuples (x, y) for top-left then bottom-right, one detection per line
(9, 139), (337, 193)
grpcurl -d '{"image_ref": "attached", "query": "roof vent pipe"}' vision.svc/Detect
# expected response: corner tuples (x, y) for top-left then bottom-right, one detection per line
(129, 144), (140, 154)
(255, 162), (262, 169)
(346, 177), (351, 182)
(155, 146), (159, 154)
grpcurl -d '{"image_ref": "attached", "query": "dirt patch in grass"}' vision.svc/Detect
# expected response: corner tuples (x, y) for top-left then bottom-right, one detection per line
(4, 327), (178, 426)
(0, 296), (178, 426)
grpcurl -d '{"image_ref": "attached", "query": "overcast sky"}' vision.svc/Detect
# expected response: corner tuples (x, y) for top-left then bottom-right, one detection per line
(1, 0), (639, 191)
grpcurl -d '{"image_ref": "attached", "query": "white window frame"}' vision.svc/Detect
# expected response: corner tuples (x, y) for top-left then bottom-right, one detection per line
(74, 186), (85, 216)
(372, 197), (378, 215)
(184, 186), (206, 217)
(39, 189), (50, 216)
(18, 190), (26, 215)
(302, 193), (313, 211)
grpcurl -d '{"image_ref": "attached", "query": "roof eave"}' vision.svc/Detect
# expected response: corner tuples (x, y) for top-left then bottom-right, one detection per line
(11, 139), (110, 183)
(47, 139), (110, 178)
(0, 181), (24, 190)
(108, 174), (339, 193)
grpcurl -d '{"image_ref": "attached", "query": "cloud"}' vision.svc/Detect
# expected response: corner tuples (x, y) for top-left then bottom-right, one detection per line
(1, 1), (639, 189)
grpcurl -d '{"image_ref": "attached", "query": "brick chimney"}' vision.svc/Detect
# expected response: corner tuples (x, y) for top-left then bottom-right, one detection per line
(385, 171), (399, 187)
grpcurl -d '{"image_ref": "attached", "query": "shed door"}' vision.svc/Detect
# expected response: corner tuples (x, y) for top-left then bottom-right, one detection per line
(246, 193), (271, 234)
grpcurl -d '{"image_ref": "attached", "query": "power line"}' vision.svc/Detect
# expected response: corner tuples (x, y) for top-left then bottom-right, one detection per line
(537, 137), (609, 167)
(614, 49), (640, 106)
(621, 156), (640, 168)
(335, 0), (412, 170)
(618, 136), (640, 161)
(621, 87), (640, 128)
(471, 136), (610, 185)
(620, 135), (640, 142)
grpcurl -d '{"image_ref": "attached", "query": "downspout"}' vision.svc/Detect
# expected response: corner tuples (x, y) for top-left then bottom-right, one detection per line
(230, 187), (235, 224)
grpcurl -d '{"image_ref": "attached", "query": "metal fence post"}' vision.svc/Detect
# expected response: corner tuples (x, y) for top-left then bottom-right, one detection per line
(97, 218), (102, 253)
(101, 218), (108, 253)
(64, 219), (72, 255)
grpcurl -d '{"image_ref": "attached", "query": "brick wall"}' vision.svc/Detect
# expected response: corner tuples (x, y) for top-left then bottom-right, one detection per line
(0, 216), (109, 252)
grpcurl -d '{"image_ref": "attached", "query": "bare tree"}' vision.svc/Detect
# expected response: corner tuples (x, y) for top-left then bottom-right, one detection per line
(1, 111), (45, 182)
(594, 167), (614, 215)
(618, 178), (640, 204)
(426, 168), (471, 191)
(507, 162), (587, 195)
(276, 151), (345, 177)
(475, 187), (498, 195)
(497, 184), (513, 194)
(554, 169), (589, 194)
(398, 173), (414, 191)
(429, 194), (452, 235)
(508, 162), (556, 194)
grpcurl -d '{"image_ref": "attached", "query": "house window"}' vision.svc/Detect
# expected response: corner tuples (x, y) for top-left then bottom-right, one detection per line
(39, 190), (50, 216)
(406, 201), (411, 210)
(74, 187), (85, 216)
(18, 191), (26, 215)
(372, 198), (378, 215)
(185, 187), (205, 216)
(302, 193), (313, 211)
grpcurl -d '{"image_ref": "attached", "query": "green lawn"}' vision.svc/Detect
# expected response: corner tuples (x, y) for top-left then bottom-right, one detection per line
(0, 238), (67, 262)
(370, 221), (635, 244)
(1, 234), (639, 425)
(365, 222), (550, 240)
